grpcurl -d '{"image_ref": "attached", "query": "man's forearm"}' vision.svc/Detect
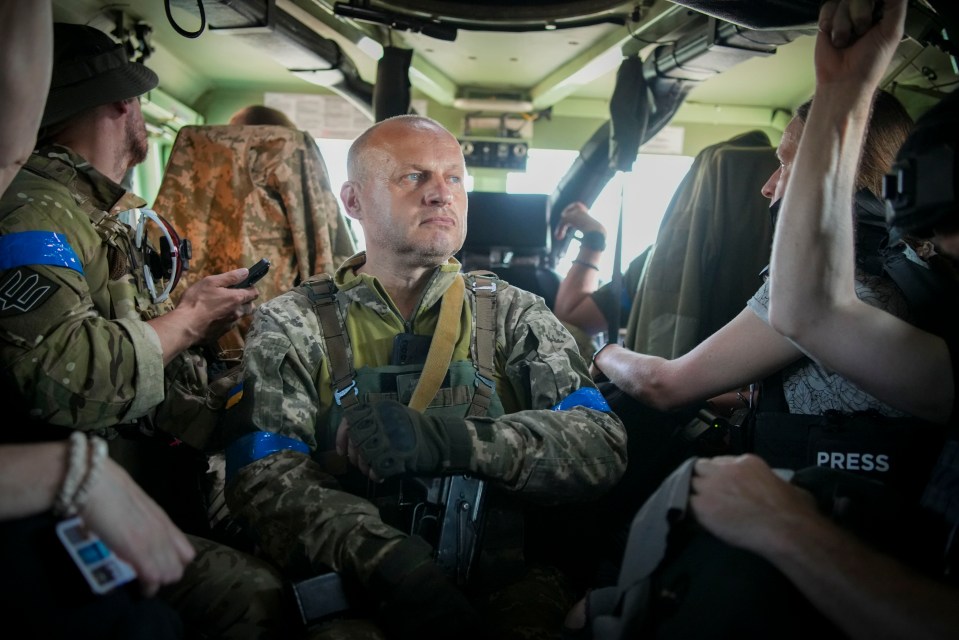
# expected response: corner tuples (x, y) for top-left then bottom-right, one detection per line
(554, 246), (607, 335)
(595, 308), (800, 411)
(465, 407), (627, 502)
(762, 512), (959, 640)
(147, 308), (203, 366)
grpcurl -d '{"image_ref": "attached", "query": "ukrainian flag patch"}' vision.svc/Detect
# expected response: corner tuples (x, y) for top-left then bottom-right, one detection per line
(225, 382), (244, 410)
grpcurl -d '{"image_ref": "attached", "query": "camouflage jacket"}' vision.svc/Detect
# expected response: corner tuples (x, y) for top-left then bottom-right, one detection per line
(224, 253), (627, 582)
(0, 147), (220, 444)
(153, 125), (356, 305)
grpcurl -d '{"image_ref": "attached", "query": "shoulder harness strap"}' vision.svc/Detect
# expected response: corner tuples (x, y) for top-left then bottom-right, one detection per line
(300, 270), (504, 418)
(465, 271), (504, 418)
(299, 273), (359, 408)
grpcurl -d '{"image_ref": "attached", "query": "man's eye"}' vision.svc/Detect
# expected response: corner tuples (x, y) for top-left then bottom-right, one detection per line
(405, 173), (423, 182)
(448, 175), (462, 185)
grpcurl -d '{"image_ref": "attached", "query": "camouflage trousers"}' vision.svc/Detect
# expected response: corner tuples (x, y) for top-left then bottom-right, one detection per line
(161, 535), (299, 639)
(306, 565), (576, 640)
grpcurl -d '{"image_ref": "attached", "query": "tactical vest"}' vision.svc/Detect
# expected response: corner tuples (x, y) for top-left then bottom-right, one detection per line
(297, 269), (504, 466)
(297, 270), (526, 587)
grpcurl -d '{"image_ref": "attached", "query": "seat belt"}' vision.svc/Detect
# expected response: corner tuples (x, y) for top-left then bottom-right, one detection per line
(607, 174), (625, 344)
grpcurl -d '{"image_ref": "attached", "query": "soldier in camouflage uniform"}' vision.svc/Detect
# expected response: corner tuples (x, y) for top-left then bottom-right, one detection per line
(0, 23), (296, 639)
(223, 115), (628, 639)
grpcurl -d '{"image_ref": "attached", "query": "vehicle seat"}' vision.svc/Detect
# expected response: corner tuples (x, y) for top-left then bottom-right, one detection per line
(624, 130), (779, 358)
(490, 263), (562, 310)
(152, 124), (357, 314)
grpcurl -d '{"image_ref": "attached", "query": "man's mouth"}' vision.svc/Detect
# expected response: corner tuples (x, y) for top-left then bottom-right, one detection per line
(422, 215), (456, 227)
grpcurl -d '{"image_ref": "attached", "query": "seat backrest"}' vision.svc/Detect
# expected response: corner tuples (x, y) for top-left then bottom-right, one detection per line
(153, 124), (356, 305)
(624, 130), (778, 358)
(490, 264), (562, 310)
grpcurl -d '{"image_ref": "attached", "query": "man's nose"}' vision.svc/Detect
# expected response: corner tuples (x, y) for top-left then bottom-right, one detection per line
(426, 178), (453, 206)
(761, 167), (781, 200)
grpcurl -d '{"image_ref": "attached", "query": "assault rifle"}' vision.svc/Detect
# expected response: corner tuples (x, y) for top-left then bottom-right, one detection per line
(406, 474), (488, 586)
(291, 473), (488, 628)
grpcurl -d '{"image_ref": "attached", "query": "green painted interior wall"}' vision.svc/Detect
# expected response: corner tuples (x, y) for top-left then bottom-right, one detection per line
(150, 85), (790, 202)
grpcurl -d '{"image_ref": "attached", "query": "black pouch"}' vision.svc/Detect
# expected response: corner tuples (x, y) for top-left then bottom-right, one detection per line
(391, 333), (433, 366)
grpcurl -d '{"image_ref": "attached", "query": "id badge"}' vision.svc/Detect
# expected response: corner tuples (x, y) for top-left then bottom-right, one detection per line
(56, 516), (137, 594)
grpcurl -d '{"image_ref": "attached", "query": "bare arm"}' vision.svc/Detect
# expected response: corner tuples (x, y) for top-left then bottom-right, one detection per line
(553, 202), (610, 335)
(0, 0), (52, 195)
(692, 454), (959, 640)
(0, 442), (194, 597)
(767, 0), (954, 423)
(592, 307), (800, 410)
(0, 442), (67, 521)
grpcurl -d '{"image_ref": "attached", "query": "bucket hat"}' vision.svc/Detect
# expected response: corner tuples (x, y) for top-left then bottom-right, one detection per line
(41, 23), (159, 128)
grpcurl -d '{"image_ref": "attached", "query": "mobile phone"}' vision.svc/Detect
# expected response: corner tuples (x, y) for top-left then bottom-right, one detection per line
(56, 516), (137, 595)
(230, 258), (271, 289)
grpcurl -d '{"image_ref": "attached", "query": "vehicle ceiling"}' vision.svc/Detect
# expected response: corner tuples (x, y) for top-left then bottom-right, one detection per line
(51, 0), (959, 133)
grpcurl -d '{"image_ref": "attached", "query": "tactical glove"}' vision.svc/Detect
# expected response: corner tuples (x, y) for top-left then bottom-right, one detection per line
(370, 536), (484, 640)
(343, 400), (473, 479)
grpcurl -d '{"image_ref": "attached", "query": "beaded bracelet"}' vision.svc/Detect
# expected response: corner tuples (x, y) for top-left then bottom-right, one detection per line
(71, 436), (108, 516)
(53, 432), (88, 517)
(572, 259), (600, 271)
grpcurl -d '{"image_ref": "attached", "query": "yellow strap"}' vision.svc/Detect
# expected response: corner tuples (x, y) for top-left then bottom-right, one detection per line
(408, 275), (465, 412)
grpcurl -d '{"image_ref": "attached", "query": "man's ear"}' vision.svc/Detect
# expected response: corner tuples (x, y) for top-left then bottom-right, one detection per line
(341, 181), (362, 221)
(105, 99), (134, 121)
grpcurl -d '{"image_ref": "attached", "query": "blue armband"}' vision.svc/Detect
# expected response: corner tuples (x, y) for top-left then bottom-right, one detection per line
(551, 387), (612, 413)
(0, 231), (83, 275)
(225, 431), (310, 482)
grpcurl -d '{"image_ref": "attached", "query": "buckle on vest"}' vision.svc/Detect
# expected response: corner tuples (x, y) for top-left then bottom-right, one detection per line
(334, 380), (358, 406)
(476, 373), (496, 391)
(472, 281), (497, 293)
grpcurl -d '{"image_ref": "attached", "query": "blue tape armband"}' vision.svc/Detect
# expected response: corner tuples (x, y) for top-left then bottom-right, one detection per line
(551, 387), (612, 413)
(225, 431), (310, 482)
(0, 231), (83, 275)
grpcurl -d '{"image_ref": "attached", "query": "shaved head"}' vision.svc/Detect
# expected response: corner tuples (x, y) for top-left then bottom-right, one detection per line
(347, 115), (457, 183)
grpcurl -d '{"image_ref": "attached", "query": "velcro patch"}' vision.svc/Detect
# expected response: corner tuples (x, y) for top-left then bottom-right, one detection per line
(0, 268), (60, 317)
(225, 382), (244, 409)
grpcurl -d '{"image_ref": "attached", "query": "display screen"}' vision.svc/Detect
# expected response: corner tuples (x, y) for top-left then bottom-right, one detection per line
(461, 192), (550, 253)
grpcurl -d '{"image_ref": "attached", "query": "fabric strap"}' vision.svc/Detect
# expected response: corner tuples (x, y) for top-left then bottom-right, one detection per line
(303, 270), (500, 419)
(465, 272), (499, 418)
(608, 174), (625, 343)
(302, 274), (359, 408)
(408, 275), (465, 412)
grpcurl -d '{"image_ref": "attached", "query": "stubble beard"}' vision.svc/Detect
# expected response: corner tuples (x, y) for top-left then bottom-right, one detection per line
(386, 229), (462, 269)
(125, 114), (149, 169)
